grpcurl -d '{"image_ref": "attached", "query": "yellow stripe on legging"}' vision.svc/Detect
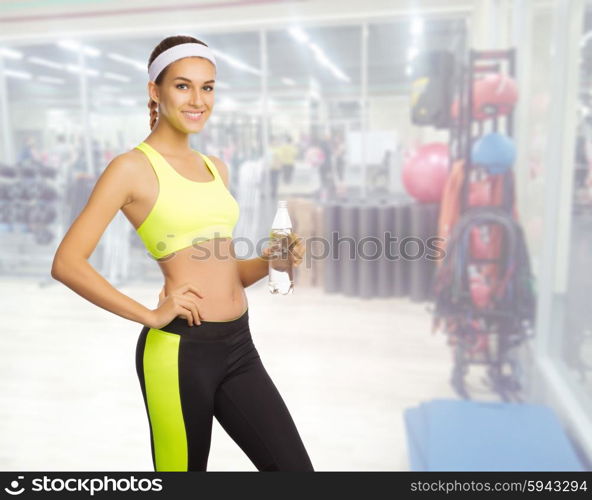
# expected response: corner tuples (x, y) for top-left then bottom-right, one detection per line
(143, 328), (187, 471)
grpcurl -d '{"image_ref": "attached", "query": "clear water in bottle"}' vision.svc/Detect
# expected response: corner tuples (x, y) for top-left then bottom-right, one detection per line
(268, 201), (294, 295)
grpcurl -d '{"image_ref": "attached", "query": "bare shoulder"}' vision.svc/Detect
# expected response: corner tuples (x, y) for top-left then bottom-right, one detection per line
(113, 148), (147, 171)
(207, 155), (229, 187)
(109, 148), (152, 202)
(104, 149), (143, 174)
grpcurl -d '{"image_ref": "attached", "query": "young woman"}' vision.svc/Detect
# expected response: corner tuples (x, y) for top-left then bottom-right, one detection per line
(51, 34), (314, 472)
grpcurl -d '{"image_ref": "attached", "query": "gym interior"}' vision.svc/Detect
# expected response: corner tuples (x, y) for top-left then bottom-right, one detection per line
(0, 0), (591, 471)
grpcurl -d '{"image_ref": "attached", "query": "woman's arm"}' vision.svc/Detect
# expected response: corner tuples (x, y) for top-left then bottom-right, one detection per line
(237, 255), (269, 288)
(51, 154), (154, 327)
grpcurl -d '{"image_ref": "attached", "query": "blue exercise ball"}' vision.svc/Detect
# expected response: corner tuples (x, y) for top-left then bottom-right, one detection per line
(471, 132), (516, 174)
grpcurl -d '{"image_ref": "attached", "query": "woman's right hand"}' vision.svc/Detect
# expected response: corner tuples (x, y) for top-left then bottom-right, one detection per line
(147, 283), (204, 329)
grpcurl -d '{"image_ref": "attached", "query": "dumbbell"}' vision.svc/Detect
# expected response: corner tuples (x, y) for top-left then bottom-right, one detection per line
(0, 164), (17, 178)
(39, 184), (58, 202)
(20, 159), (36, 178)
(8, 183), (25, 201)
(21, 182), (40, 201)
(41, 165), (58, 179)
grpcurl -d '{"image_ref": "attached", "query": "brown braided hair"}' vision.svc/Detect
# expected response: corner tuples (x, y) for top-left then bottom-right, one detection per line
(147, 35), (211, 130)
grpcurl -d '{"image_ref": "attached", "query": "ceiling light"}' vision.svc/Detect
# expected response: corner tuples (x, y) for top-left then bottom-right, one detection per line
(218, 97), (238, 110)
(288, 26), (309, 44)
(103, 72), (131, 82)
(411, 18), (424, 36)
(118, 98), (137, 106)
(28, 56), (65, 70)
(107, 53), (145, 71)
(0, 47), (23, 59)
(58, 39), (81, 50)
(82, 46), (100, 57)
(4, 69), (32, 79)
(98, 85), (122, 93)
(38, 76), (65, 85)
(295, 36), (349, 83)
(58, 39), (101, 56)
(66, 64), (99, 76)
(211, 48), (261, 76)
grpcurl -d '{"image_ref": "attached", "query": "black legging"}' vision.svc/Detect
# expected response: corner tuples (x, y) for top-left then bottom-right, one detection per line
(135, 308), (313, 471)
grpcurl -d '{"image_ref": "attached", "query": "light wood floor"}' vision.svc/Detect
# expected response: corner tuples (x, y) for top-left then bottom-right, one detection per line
(0, 276), (493, 471)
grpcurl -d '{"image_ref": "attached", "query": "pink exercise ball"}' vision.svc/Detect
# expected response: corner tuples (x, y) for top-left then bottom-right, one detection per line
(402, 142), (450, 203)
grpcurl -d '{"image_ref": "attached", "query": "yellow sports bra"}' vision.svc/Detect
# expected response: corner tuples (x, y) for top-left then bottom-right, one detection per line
(133, 141), (240, 260)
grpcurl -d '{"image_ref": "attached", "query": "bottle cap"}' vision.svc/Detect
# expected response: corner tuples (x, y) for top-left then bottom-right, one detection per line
(278, 200), (288, 209)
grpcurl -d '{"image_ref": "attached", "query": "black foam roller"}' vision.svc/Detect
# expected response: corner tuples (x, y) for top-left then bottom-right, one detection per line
(339, 203), (359, 297)
(358, 203), (379, 299)
(393, 203), (411, 296)
(322, 202), (341, 294)
(376, 203), (395, 297)
(408, 202), (439, 301)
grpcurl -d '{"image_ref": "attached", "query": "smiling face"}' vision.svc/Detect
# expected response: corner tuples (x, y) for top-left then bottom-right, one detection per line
(148, 55), (216, 134)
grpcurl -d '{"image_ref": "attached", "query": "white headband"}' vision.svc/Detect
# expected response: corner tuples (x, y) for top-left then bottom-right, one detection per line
(148, 42), (217, 82)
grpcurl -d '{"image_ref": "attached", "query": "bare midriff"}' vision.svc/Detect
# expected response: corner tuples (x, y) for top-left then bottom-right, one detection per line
(156, 237), (248, 322)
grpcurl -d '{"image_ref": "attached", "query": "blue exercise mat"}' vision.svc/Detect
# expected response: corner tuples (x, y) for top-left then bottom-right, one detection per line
(404, 398), (586, 471)
(403, 405), (428, 471)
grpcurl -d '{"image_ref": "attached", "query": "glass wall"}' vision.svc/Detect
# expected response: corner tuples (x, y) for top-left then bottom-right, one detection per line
(518, 0), (592, 463)
(557, 0), (592, 419)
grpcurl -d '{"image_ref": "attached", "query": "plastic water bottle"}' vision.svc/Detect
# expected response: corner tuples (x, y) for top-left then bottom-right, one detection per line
(268, 200), (294, 295)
